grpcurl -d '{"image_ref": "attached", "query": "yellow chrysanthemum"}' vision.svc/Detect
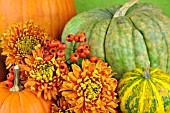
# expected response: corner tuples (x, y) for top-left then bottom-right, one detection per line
(60, 59), (119, 113)
(23, 46), (68, 100)
(0, 20), (51, 68)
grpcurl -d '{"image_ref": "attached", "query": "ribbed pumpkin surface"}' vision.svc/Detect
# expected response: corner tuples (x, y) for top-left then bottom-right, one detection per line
(62, 2), (170, 79)
(0, 0), (76, 40)
(0, 81), (52, 113)
(118, 68), (170, 113)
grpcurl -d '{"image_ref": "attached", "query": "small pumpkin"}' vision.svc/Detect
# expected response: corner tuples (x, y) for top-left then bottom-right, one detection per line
(61, 0), (170, 79)
(0, 0), (76, 40)
(117, 64), (170, 113)
(0, 65), (52, 113)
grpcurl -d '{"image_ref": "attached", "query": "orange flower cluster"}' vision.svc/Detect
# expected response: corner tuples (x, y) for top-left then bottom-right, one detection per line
(0, 20), (119, 113)
(0, 20), (51, 68)
(60, 59), (119, 113)
(23, 45), (68, 100)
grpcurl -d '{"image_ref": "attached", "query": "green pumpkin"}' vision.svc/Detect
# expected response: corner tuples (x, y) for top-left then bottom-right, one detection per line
(62, 0), (170, 79)
(117, 67), (170, 113)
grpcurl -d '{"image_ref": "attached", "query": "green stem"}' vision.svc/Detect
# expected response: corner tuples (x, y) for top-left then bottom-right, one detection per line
(113, 0), (138, 18)
(66, 58), (71, 63)
(143, 62), (151, 79)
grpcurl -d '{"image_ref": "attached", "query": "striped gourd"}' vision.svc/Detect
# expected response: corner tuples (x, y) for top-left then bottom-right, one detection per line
(61, 0), (170, 80)
(118, 67), (170, 113)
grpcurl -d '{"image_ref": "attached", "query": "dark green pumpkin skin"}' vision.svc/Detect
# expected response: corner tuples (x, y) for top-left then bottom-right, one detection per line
(62, 2), (170, 80)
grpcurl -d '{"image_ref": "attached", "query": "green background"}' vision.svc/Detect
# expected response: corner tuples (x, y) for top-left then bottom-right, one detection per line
(74, 0), (170, 17)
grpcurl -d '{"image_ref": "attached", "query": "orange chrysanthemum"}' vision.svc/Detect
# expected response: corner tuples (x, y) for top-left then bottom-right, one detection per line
(23, 46), (68, 100)
(0, 20), (51, 68)
(51, 96), (73, 113)
(60, 59), (119, 113)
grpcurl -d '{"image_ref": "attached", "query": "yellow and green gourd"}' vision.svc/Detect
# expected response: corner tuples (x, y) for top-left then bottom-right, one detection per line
(118, 65), (170, 113)
(61, 0), (170, 80)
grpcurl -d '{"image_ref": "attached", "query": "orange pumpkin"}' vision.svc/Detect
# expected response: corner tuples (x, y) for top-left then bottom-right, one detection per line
(0, 65), (52, 113)
(0, 82), (52, 113)
(0, 0), (76, 40)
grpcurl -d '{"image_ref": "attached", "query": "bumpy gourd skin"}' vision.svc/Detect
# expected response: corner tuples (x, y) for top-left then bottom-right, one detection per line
(118, 68), (170, 113)
(62, 2), (170, 80)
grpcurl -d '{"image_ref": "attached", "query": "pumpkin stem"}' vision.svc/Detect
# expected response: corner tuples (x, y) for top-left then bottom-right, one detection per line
(113, 0), (138, 18)
(10, 65), (23, 92)
(143, 62), (151, 79)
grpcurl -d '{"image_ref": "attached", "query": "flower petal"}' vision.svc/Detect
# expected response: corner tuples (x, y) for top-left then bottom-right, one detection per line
(47, 90), (52, 100)
(60, 82), (75, 91)
(107, 101), (119, 108)
(68, 72), (78, 83)
(62, 91), (76, 100)
(106, 106), (117, 113)
(82, 59), (90, 69)
(72, 64), (82, 78)
(88, 63), (95, 72)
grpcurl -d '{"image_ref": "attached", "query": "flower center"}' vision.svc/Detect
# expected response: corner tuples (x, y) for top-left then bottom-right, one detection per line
(17, 36), (41, 55)
(77, 70), (102, 101)
(30, 62), (55, 82)
(85, 82), (102, 100)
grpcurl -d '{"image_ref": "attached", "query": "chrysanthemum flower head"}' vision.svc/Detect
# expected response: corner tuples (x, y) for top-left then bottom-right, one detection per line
(51, 96), (73, 113)
(23, 45), (68, 100)
(0, 20), (51, 68)
(60, 59), (119, 113)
